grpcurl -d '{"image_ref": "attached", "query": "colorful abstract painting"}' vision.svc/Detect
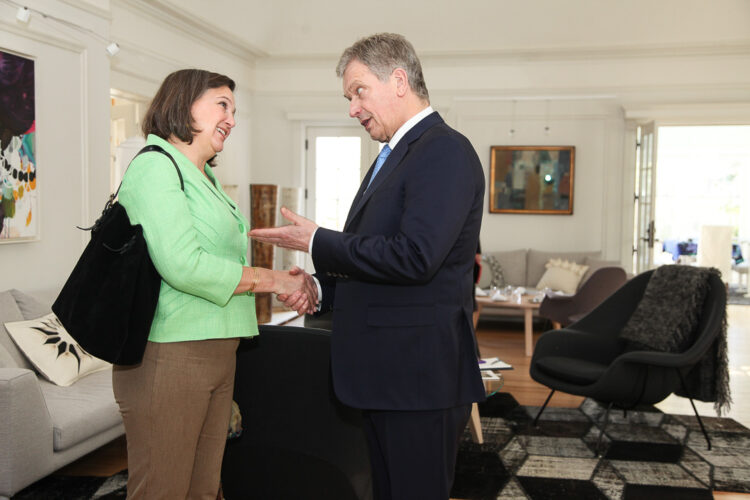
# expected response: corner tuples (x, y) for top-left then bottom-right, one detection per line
(0, 49), (36, 242)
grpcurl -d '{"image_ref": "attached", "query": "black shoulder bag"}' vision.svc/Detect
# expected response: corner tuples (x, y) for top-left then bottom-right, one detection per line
(52, 144), (183, 365)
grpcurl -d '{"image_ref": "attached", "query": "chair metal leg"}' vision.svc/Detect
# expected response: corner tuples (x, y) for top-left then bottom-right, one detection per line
(533, 389), (555, 426)
(676, 369), (712, 450)
(687, 397), (712, 451)
(595, 402), (614, 456)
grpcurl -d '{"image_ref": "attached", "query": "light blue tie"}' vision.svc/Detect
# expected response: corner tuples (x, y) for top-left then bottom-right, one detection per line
(366, 145), (391, 190)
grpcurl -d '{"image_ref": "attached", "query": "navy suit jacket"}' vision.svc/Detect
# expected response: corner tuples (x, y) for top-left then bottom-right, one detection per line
(312, 112), (486, 411)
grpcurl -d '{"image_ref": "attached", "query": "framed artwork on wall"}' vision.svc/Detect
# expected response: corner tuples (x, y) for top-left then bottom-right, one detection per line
(0, 49), (37, 243)
(489, 145), (575, 215)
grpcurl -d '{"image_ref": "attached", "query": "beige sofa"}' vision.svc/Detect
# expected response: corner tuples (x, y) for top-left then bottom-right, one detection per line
(0, 289), (124, 499)
(477, 249), (622, 318)
(478, 249), (622, 291)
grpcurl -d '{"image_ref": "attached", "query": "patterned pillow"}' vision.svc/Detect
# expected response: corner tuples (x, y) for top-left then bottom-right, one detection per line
(4, 313), (110, 386)
(482, 255), (506, 288)
(536, 258), (589, 294)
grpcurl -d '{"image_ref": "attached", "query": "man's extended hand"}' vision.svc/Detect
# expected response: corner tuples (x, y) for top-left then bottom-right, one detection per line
(249, 207), (318, 253)
(278, 266), (319, 314)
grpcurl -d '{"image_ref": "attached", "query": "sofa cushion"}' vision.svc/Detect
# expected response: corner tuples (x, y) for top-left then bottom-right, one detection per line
(4, 313), (111, 387)
(10, 289), (52, 320)
(535, 355), (607, 385)
(536, 259), (589, 294)
(527, 250), (600, 287)
(484, 249), (527, 287)
(0, 291), (34, 370)
(38, 368), (121, 451)
(0, 342), (15, 367)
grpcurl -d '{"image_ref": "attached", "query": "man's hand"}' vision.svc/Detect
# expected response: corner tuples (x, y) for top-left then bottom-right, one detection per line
(278, 266), (319, 314)
(249, 207), (318, 253)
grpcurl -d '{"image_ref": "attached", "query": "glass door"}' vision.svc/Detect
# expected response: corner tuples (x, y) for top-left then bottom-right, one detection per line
(634, 122), (657, 272)
(304, 126), (377, 270)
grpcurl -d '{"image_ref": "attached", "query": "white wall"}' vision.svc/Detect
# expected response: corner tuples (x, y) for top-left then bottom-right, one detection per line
(0, 0), (111, 292)
(0, 0), (261, 292)
(1, 1), (748, 293)
(250, 44), (750, 271)
(450, 99), (625, 257)
(109, 0), (257, 226)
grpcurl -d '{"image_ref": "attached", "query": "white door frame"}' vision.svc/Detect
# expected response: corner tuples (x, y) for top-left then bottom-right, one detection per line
(302, 124), (379, 270)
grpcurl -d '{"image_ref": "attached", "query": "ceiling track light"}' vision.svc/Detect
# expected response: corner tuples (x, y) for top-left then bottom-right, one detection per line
(15, 6), (30, 23)
(105, 42), (120, 56)
(5, 0), (119, 56)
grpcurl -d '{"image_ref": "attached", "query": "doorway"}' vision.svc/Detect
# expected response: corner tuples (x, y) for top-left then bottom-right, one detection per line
(110, 90), (148, 192)
(650, 125), (750, 289)
(303, 125), (379, 270)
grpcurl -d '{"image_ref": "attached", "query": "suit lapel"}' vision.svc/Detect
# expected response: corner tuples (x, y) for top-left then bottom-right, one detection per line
(344, 112), (444, 232)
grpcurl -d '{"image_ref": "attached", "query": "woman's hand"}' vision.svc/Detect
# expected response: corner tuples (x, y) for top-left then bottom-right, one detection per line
(276, 267), (318, 315)
(234, 265), (317, 315)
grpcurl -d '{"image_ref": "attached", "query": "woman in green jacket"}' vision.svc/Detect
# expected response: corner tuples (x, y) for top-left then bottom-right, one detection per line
(112, 69), (314, 499)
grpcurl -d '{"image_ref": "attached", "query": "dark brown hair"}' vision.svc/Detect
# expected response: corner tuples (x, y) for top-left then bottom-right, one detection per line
(142, 69), (235, 145)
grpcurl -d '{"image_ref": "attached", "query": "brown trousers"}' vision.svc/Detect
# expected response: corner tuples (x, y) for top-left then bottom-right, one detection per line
(112, 338), (239, 499)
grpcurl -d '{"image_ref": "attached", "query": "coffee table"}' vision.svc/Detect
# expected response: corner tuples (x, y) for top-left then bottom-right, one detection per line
(476, 294), (541, 356)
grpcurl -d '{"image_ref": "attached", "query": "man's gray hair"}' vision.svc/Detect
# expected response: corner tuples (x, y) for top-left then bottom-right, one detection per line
(336, 33), (430, 102)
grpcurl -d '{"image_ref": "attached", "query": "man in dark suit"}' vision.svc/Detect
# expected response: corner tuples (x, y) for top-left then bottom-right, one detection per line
(250, 33), (486, 500)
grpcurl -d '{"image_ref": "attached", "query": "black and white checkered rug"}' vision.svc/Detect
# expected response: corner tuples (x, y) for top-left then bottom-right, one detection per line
(15, 392), (750, 500)
(11, 471), (127, 499)
(451, 392), (750, 500)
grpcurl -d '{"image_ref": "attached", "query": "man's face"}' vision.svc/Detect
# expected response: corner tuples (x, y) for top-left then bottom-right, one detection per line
(342, 59), (401, 143)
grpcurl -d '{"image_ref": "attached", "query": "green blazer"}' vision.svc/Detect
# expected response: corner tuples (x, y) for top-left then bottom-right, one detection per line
(118, 135), (257, 343)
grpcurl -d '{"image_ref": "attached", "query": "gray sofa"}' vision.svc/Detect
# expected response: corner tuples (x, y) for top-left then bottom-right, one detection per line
(478, 248), (621, 291)
(0, 289), (124, 499)
(477, 249), (622, 318)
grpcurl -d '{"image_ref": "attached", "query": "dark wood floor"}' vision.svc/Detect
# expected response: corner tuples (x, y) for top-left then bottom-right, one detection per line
(59, 305), (750, 498)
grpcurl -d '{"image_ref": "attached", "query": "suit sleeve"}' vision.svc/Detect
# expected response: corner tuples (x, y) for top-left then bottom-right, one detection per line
(312, 135), (480, 285)
(118, 153), (242, 306)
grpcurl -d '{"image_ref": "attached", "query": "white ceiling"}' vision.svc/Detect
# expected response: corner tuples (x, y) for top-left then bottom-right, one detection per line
(158, 0), (750, 58)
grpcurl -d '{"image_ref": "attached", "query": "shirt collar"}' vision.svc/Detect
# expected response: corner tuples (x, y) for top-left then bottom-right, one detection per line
(387, 106), (434, 151)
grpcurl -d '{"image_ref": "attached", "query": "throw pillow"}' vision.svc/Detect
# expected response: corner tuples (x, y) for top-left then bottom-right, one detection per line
(536, 258), (589, 294)
(4, 313), (110, 386)
(9, 288), (52, 320)
(482, 255), (506, 289)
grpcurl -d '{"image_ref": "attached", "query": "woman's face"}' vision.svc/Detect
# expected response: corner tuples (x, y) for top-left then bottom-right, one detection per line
(190, 86), (236, 160)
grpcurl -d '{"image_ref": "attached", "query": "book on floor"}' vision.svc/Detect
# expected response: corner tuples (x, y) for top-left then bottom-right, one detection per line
(478, 357), (512, 370)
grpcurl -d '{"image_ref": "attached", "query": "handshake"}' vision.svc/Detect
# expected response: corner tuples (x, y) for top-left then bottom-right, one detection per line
(249, 206), (321, 316)
(274, 266), (318, 315)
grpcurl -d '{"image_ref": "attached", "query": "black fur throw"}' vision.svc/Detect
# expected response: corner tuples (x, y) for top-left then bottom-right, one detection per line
(620, 265), (731, 415)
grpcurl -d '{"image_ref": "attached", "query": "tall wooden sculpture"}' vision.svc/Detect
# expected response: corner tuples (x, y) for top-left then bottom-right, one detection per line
(250, 184), (278, 323)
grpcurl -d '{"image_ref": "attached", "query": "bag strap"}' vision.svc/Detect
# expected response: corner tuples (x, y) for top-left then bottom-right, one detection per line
(137, 144), (185, 191)
(80, 144), (186, 232)
(112, 144), (184, 199)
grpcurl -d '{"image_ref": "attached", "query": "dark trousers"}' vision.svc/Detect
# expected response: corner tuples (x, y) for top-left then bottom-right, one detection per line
(362, 404), (472, 500)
